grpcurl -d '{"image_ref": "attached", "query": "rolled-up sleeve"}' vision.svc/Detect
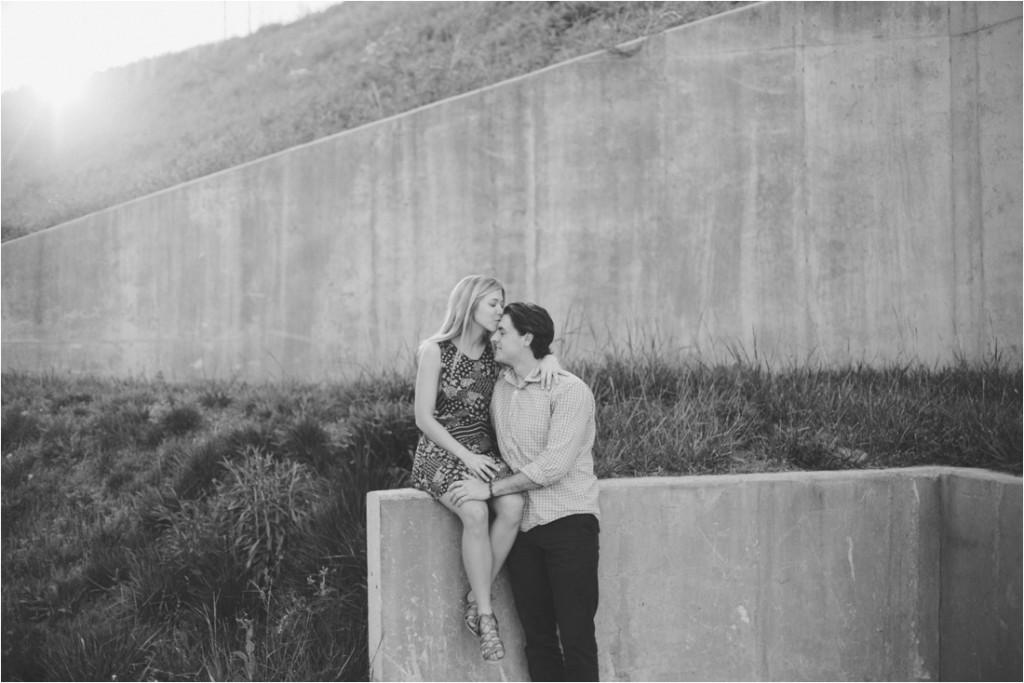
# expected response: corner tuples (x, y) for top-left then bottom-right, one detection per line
(519, 381), (595, 487)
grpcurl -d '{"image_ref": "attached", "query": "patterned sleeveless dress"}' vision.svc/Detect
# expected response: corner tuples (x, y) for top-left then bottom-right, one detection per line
(412, 339), (512, 500)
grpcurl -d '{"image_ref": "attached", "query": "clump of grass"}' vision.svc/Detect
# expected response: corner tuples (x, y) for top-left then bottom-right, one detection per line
(91, 399), (154, 451)
(277, 417), (334, 474)
(219, 448), (324, 590)
(0, 616), (48, 681)
(1, 404), (41, 453)
(41, 610), (163, 681)
(170, 437), (239, 500)
(224, 422), (276, 457)
(199, 383), (235, 409)
(37, 413), (90, 462)
(344, 400), (418, 469)
(158, 403), (204, 438)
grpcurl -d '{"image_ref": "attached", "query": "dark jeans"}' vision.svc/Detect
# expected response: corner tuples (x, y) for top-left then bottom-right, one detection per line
(507, 514), (600, 682)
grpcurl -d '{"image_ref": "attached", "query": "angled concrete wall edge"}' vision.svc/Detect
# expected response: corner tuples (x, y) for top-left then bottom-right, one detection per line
(366, 490), (384, 681)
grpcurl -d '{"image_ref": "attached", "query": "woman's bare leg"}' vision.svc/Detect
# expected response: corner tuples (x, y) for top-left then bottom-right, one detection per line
(489, 493), (525, 581)
(440, 493), (495, 615)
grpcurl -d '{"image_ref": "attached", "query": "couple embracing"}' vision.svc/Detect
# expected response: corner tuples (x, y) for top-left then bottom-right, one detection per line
(411, 275), (601, 682)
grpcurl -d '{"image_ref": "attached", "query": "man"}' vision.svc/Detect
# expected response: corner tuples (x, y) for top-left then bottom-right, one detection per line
(449, 302), (601, 681)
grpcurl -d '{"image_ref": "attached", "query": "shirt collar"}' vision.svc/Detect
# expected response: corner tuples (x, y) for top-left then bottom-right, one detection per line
(501, 365), (543, 389)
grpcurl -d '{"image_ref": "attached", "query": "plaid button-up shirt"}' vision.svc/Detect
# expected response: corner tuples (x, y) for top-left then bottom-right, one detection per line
(491, 366), (601, 532)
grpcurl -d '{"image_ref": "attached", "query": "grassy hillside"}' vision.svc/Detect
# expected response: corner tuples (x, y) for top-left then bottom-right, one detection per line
(1, 1), (747, 241)
(2, 351), (1021, 679)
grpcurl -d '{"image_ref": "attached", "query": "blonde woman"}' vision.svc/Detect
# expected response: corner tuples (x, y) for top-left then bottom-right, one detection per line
(412, 275), (561, 662)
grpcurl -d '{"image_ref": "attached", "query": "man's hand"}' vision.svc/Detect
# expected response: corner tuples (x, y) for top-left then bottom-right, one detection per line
(448, 478), (490, 507)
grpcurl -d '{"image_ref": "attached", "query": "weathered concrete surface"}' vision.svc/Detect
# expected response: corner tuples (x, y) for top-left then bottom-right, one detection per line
(940, 469), (1024, 680)
(367, 468), (1022, 682)
(2, 2), (1021, 379)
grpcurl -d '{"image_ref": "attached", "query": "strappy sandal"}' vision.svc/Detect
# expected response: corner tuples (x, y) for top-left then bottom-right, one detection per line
(464, 591), (481, 636)
(478, 613), (505, 662)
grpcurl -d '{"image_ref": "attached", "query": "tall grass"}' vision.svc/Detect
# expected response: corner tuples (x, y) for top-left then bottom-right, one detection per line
(2, 350), (1020, 680)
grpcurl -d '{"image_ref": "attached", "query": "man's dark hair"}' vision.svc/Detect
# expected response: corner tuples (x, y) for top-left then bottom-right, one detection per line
(503, 302), (554, 359)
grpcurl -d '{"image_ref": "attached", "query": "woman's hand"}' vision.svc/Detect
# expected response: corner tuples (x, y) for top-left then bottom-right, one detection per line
(533, 354), (567, 390)
(459, 449), (500, 481)
(448, 478), (490, 507)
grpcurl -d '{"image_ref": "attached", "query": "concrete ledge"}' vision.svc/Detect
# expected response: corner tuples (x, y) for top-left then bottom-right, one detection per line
(367, 468), (1021, 681)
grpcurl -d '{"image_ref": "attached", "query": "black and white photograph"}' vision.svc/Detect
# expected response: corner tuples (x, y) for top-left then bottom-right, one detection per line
(1, 2), (1021, 681)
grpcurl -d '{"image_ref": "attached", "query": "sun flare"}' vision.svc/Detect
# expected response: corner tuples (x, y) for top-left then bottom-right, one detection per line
(30, 67), (91, 111)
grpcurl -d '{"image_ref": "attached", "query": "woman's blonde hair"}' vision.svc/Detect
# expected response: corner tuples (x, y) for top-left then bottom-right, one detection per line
(419, 275), (505, 356)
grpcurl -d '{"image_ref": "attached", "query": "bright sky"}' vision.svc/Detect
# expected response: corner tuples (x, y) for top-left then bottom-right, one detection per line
(1, 1), (340, 103)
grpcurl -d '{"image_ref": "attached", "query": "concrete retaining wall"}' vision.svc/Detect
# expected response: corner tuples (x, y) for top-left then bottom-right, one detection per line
(2, 2), (1021, 380)
(367, 467), (1022, 681)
